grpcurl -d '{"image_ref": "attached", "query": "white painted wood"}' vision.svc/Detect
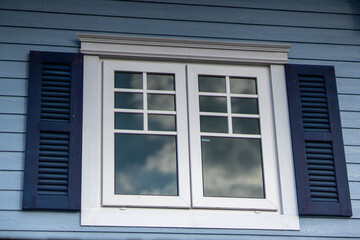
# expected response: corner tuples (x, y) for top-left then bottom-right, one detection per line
(78, 34), (290, 64)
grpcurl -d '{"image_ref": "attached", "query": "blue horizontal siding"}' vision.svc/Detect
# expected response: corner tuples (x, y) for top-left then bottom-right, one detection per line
(0, 0), (359, 239)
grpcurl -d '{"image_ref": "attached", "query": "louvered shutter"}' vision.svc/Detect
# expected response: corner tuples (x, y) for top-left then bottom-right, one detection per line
(286, 64), (352, 216)
(23, 51), (83, 210)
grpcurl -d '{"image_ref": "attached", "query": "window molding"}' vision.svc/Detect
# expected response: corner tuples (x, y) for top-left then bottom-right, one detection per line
(80, 34), (299, 230)
(78, 34), (290, 64)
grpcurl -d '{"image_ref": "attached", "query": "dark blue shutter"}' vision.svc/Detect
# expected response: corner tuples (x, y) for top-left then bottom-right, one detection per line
(23, 51), (83, 210)
(286, 64), (352, 216)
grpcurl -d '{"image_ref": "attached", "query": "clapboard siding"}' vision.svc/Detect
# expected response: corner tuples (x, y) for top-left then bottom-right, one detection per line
(3, 0), (360, 15)
(0, 97), (26, 114)
(0, 0), (360, 239)
(1, 5), (360, 30)
(0, 133), (25, 152)
(0, 79), (27, 97)
(0, 115), (26, 133)
(0, 152), (24, 171)
(1, 43), (360, 63)
(0, 44), (78, 62)
(345, 146), (360, 164)
(1, 16), (360, 46)
(1, 211), (360, 238)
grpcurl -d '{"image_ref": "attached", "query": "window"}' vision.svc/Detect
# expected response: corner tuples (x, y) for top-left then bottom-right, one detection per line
(79, 34), (299, 229)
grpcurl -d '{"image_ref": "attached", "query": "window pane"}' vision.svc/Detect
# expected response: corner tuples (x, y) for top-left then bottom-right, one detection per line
(200, 116), (228, 133)
(232, 118), (260, 134)
(115, 72), (143, 89)
(201, 137), (264, 198)
(199, 96), (227, 113)
(198, 75), (226, 93)
(148, 114), (176, 131)
(115, 92), (143, 109)
(230, 77), (257, 94)
(231, 98), (258, 114)
(147, 74), (175, 91)
(115, 134), (178, 196)
(115, 113), (143, 130)
(148, 94), (175, 111)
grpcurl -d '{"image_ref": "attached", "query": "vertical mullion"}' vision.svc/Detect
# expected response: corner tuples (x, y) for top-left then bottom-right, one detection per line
(225, 76), (232, 134)
(143, 72), (148, 131)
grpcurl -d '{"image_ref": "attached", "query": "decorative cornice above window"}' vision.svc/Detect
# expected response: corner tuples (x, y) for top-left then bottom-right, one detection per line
(78, 34), (290, 64)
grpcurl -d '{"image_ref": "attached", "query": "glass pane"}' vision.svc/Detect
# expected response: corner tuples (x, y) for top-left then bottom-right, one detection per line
(115, 72), (143, 89)
(148, 94), (175, 111)
(115, 92), (143, 109)
(115, 113), (143, 130)
(230, 77), (257, 94)
(201, 137), (264, 198)
(147, 74), (175, 91)
(148, 114), (176, 131)
(198, 75), (226, 93)
(231, 98), (258, 114)
(232, 118), (260, 134)
(199, 96), (227, 113)
(200, 116), (228, 133)
(115, 134), (178, 196)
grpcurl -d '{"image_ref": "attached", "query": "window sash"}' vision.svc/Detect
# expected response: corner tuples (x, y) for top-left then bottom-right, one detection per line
(102, 60), (191, 208)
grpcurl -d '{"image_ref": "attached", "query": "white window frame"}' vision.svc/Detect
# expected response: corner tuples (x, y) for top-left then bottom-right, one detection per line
(102, 60), (191, 208)
(79, 34), (299, 230)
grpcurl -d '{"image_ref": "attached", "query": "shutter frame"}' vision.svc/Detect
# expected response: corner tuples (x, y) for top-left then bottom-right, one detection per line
(23, 51), (83, 210)
(286, 64), (352, 216)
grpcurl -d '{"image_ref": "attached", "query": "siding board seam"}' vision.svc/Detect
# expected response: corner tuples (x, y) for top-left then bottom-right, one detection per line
(1, 9), (360, 32)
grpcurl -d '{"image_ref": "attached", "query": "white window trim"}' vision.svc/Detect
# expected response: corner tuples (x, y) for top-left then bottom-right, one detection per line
(79, 34), (299, 230)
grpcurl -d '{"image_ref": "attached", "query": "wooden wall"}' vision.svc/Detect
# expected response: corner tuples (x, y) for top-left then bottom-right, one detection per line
(0, 0), (359, 238)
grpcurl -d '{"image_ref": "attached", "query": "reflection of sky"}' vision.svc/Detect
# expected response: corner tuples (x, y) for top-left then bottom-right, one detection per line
(230, 78), (257, 94)
(201, 137), (264, 198)
(199, 76), (226, 93)
(115, 134), (178, 196)
(147, 74), (174, 90)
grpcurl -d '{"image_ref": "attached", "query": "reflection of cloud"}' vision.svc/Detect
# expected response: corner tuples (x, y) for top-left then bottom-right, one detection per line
(230, 78), (257, 94)
(147, 74), (174, 90)
(115, 135), (177, 196)
(148, 115), (175, 131)
(148, 94), (175, 111)
(201, 137), (264, 198)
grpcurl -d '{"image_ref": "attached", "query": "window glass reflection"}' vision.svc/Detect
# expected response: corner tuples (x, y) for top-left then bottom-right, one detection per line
(230, 77), (257, 94)
(200, 116), (228, 133)
(115, 92), (143, 109)
(148, 114), (176, 131)
(115, 72), (143, 89)
(232, 118), (260, 134)
(199, 96), (227, 113)
(198, 75), (226, 93)
(147, 74), (175, 91)
(231, 98), (258, 114)
(115, 113), (143, 130)
(201, 137), (264, 198)
(148, 94), (175, 111)
(115, 134), (178, 196)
